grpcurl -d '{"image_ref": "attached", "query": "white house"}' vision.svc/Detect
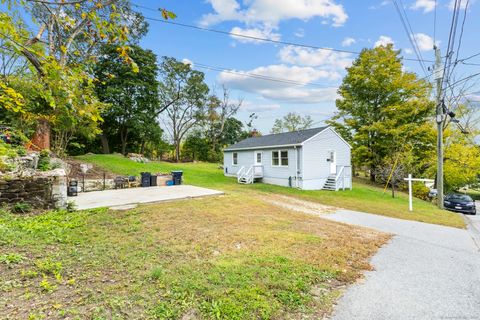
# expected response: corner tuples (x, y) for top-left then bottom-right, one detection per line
(223, 126), (352, 191)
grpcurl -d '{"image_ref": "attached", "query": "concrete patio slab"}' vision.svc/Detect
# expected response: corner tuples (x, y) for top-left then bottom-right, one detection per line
(69, 185), (224, 210)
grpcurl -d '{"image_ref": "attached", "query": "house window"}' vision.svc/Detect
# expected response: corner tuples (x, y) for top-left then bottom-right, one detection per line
(272, 150), (288, 167)
(256, 152), (262, 164)
(232, 152), (238, 165)
(328, 151), (335, 162)
(280, 151), (289, 166)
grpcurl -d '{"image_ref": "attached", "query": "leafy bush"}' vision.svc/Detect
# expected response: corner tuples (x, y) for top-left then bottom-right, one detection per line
(13, 201), (32, 214)
(413, 183), (430, 201)
(65, 201), (77, 212)
(37, 149), (51, 171)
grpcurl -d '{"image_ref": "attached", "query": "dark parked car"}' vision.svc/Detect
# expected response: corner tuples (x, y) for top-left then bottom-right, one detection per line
(444, 194), (476, 215)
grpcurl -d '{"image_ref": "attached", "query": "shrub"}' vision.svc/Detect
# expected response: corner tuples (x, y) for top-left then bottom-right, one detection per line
(37, 149), (51, 171)
(13, 201), (32, 214)
(66, 201), (77, 212)
(412, 183), (430, 201)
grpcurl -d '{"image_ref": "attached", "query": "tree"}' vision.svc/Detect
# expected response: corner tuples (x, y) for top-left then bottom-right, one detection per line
(271, 112), (314, 133)
(183, 130), (210, 161)
(205, 86), (242, 155)
(329, 45), (434, 182)
(159, 57), (209, 162)
(0, 0), (174, 153)
(220, 117), (244, 146)
(94, 44), (161, 155)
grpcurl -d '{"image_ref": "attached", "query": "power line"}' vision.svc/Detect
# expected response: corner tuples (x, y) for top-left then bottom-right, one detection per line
(131, 3), (435, 64)
(433, 0), (437, 43)
(458, 52), (480, 63)
(392, 0), (428, 75)
(441, 0), (462, 99)
(455, 0), (470, 63)
(191, 62), (335, 88)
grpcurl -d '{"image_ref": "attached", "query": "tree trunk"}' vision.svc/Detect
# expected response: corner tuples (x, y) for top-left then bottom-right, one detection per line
(175, 142), (180, 163)
(100, 134), (110, 154)
(391, 178), (396, 198)
(30, 119), (51, 151)
(120, 127), (128, 156)
(370, 171), (376, 182)
(140, 141), (146, 155)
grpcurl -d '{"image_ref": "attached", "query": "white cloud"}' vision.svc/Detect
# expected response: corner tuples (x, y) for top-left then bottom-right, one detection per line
(278, 46), (352, 71)
(374, 35), (394, 47)
(369, 1), (390, 10)
(240, 101), (281, 112)
(294, 28), (305, 38)
(412, 33), (435, 51)
(404, 48), (414, 54)
(201, 0), (348, 28)
(230, 26), (281, 43)
(341, 37), (356, 47)
(260, 87), (339, 103)
(182, 58), (193, 66)
(217, 64), (339, 104)
(411, 0), (436, 13)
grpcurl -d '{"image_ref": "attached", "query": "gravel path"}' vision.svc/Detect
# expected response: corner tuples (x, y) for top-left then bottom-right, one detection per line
(323, 209), (480, 320)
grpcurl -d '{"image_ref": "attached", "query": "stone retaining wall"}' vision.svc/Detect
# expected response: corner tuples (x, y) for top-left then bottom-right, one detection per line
(0, 169), (67, 209)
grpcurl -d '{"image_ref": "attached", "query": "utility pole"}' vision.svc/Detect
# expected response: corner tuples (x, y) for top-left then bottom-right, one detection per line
(434, 45), (444, 209)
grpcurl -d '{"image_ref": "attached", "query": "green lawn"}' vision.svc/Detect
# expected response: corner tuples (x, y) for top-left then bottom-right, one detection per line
(77, 154), (465, 228)
(0, 184), (388, 319)
(0, 153), (463, 319)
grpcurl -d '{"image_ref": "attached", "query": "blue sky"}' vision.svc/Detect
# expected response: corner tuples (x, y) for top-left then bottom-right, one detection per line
(53, 1), (480, 132)
(3, 1), (478, 133)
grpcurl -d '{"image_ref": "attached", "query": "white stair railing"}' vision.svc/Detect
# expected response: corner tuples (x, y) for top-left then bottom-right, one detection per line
(335, 166), (345, 191)
(237, 166), (246, 183)
(244, 166), (254, 184)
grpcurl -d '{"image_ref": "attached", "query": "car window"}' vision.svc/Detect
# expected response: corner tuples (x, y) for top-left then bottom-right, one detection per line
(447, 194), (473, 202)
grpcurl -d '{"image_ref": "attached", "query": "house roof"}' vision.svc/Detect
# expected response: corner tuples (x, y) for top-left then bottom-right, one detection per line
(224, 126), (328, 151)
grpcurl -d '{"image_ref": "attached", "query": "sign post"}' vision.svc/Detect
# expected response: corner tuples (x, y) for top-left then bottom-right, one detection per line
(404, 175), (435, 212)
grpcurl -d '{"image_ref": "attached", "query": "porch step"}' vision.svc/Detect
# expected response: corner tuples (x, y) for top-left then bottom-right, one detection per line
(322, 177), (337, 191)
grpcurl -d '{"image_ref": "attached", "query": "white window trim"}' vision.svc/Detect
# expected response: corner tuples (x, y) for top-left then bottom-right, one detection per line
(232, 152), (238, 166)
(271, 150), (289, 167)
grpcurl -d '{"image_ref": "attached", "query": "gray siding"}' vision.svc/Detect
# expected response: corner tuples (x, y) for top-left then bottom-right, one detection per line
(223, 150), (254, 176)
(301, 128), (351, 190)
(224, 147), (301, 187)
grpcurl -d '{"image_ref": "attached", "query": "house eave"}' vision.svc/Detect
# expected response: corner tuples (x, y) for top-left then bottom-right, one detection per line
(224, 143), (302, 152)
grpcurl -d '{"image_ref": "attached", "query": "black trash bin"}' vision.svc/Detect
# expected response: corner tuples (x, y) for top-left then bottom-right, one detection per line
(141, 172), (151, 187)
(68, 180), (78, 196)
(171, 171), (183, 185)
(150, 175), (158, 187)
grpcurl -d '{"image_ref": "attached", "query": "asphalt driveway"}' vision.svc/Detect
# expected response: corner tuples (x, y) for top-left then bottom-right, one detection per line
(323, 209), (480, 320)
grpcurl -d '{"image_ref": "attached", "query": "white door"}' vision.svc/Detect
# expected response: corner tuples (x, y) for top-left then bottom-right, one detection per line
(329, 151), (336, 175)
(255, 151), (262, 165)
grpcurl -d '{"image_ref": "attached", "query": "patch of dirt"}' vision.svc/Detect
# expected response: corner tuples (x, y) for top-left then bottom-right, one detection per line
(65, 158), (116, 180)
(259, 194), (338, 216)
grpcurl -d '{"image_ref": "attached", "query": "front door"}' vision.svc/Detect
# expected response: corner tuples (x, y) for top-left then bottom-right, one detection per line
(328, 151), (336, 175)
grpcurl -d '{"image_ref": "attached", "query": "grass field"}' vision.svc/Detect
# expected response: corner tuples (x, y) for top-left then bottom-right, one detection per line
(76, 154), (465, 228)
(0, 154), (464, 319)
(0, 191), (388, 319)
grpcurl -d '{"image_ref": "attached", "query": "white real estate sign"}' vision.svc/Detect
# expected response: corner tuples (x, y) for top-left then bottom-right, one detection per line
(404, 174), (435, 212)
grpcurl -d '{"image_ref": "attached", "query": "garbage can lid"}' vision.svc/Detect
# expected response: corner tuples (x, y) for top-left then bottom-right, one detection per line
(171, 170), (183, 173)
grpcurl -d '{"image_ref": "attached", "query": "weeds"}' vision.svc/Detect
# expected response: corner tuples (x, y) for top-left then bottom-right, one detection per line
(13, 202), (32, 214)
(0, 253), (24, 265)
